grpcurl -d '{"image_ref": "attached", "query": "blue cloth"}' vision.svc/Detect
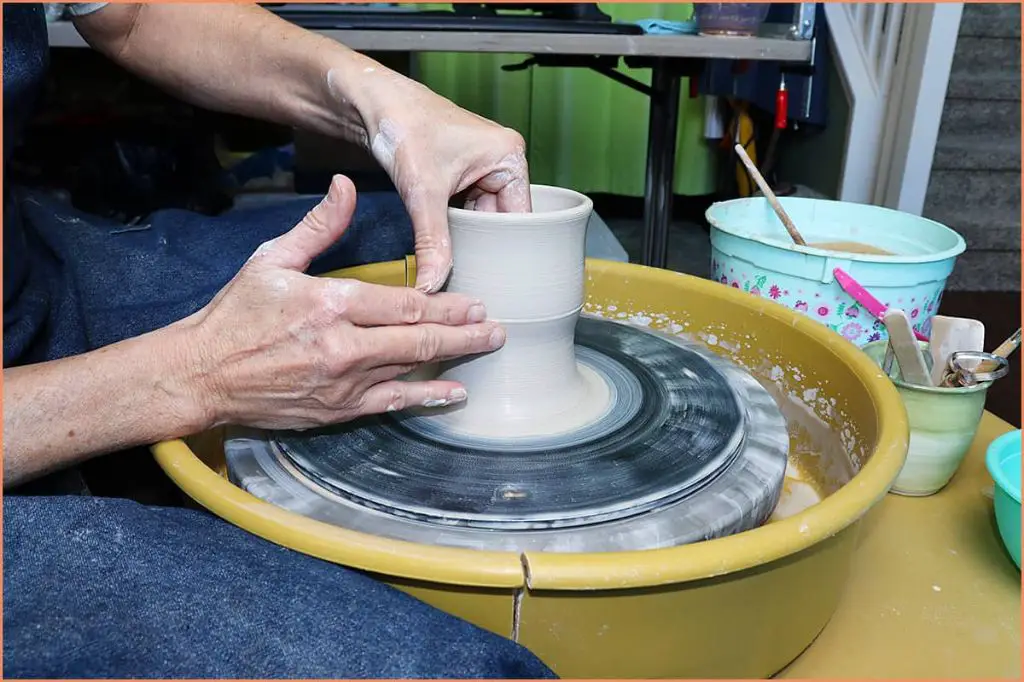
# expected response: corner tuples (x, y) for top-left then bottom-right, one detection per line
(4, 4), (53, 366)
(2, 5), (557, 678)
(3, 496), (556, 678)
(634, 18), (698, 35)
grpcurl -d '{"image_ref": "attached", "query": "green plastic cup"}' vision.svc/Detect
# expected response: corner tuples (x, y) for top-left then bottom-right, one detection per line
(862, 341), (991, 496)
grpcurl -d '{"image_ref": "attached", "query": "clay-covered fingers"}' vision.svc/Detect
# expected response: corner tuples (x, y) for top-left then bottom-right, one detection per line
(401, 184), (454, 294)
(495, 174), (532, 213)
(462, 154), (532, 215)
(355, 379), (469, 416)
(464, 192), (498, 213)
(365, 322), (505, 366)
(318, 278), (489, 327)
(254, 175), (357, 272)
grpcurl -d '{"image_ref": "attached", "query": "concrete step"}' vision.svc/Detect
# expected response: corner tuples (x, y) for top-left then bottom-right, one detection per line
(947, 71), (1020, 101)
(924, 205), (1021, 251)
(949, 36), (1020, 76)
(945, 249), (1021, 292)
(925, 169), (1021, 215)
(959, 3), (1021, 39)
(938, 98), (1020, 135)
(932, 134), (1021, 171)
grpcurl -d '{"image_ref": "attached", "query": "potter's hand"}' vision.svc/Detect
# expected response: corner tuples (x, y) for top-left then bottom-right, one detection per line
(353, 73), (532, 293)
(72, 4), (527, 294)
(188, 175), (505, 430)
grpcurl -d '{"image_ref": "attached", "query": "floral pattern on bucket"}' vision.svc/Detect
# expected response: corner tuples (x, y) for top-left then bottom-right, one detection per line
(711, 258), (944, 346)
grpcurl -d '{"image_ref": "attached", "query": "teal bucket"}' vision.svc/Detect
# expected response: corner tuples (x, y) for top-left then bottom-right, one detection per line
(706, 198), (966, 346)
(986, 429), (1021, 569)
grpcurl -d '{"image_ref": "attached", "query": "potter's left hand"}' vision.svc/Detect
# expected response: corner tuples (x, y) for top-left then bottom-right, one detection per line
(73, 4), (528, 293)
(343, 68), (532, 293)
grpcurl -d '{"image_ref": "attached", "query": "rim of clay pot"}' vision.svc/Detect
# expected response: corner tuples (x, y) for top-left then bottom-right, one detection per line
(448, 184), (593, 227)
(152, 259), (909, 591)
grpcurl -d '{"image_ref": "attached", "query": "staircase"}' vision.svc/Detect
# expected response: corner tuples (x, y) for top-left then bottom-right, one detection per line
(923, 3), (1021, 292)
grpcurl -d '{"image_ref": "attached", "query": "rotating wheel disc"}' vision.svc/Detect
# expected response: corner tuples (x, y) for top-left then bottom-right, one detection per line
(225, 317), (790, 553)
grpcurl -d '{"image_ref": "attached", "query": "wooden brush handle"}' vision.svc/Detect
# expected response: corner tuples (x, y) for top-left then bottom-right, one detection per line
(733, 144), (807, 246)
(978, 328), (1021, 372)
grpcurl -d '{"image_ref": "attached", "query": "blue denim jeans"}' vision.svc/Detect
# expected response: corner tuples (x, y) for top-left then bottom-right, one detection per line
(12, 188), (416, 356)
(3, 495), (555, 678)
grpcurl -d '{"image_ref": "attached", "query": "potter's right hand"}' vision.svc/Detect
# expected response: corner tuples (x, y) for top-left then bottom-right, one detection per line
(184, 174), (505, 430)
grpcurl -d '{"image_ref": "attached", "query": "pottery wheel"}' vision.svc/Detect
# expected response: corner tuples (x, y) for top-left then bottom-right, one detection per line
(225, 316), (790, 553)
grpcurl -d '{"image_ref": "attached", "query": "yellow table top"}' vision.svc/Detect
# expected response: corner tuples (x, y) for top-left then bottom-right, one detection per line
(780, 412), (1021, 678)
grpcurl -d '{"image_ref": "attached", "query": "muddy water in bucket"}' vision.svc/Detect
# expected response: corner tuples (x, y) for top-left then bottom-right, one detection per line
(707, 197), (966, 345)
(808, 241), (894, 256)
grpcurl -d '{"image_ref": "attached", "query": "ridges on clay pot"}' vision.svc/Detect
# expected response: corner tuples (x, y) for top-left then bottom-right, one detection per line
(428, 185), (608, 440)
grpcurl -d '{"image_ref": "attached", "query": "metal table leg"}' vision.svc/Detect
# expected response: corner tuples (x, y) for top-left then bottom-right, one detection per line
(640, 59), (682, 270)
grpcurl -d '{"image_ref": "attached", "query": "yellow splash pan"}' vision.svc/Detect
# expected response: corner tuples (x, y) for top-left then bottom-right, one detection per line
(152, 258), (909, 678)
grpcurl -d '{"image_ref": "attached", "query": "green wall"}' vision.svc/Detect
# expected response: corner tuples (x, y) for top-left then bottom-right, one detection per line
(413, 3), (717, 196)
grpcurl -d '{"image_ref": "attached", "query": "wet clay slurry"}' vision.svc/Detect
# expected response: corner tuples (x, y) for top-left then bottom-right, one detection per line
(807, 241), (894, 256)
(425, 186), (612, 439)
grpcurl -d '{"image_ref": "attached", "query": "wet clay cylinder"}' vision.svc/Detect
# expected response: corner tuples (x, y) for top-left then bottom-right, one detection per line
(433, 185), (610, 439)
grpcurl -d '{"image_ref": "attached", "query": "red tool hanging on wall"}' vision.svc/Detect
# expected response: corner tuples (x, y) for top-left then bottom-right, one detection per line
(760, 74), (788, 190)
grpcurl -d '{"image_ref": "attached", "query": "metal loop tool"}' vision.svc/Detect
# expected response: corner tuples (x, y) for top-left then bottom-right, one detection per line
(940, 351), (1010, 388)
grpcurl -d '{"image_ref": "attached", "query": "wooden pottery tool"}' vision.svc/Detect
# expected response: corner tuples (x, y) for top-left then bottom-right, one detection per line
(833, 268), (929, 342)
(882, 340), (896, 377)
(733, 143), (807, 246)
(883, 308), (931, 386)
(978, 327), (1022, 373)
(928, 315), (986, 386)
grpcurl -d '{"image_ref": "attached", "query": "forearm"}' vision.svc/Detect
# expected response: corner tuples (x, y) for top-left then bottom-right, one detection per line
(74, 3), (392, 145)
(3, 321), (209, 488)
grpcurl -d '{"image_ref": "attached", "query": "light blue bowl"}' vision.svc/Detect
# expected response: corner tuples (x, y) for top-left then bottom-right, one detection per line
(986, 430), (1021, 569)
(706, 198), (966, 346)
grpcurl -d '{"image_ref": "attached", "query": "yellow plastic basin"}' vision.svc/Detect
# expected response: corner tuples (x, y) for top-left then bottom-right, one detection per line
(152, 258), (909, 678)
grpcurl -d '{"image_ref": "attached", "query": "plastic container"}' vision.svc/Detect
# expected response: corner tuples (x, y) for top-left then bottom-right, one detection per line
(707, 197), (966, 346)
(985, 429), (1021, 569)
(694, 3), (770, 36)
(862, 341), (989, 496)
